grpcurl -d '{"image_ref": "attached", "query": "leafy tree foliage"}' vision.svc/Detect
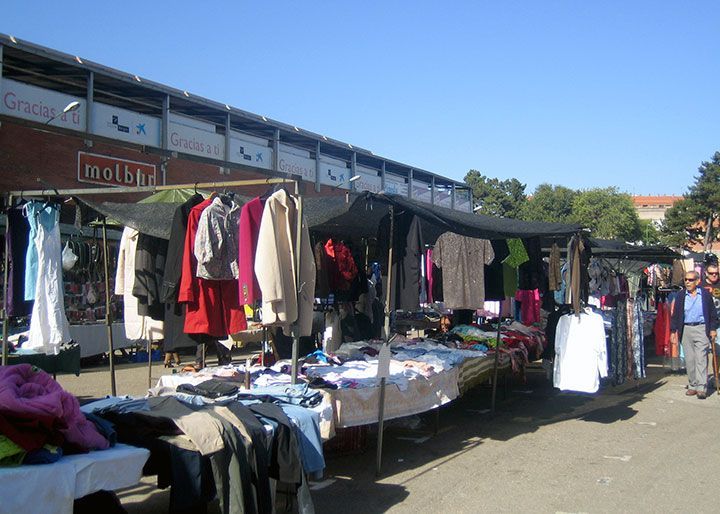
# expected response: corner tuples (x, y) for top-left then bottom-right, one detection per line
(662, 152), (720, 250)
(464, 169), (527, 218)
(571, 187), (642, 240)
(520, 183), (578, 223)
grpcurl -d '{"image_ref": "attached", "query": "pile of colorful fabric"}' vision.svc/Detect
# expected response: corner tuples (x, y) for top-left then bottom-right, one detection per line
(0, 364), (110, 466)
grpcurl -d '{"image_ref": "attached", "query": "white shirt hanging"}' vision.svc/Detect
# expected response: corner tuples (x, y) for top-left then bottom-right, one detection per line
(553, 309), (608, 393)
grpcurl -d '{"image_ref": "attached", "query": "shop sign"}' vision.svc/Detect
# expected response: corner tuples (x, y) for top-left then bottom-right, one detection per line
(319, 158), (350, 188)
(77, 152), (157, 187)
(0, 78), (86, 131)
(384, 173), (408, 196)
(278, 150), (316, 182)
(228, 134), (272, 170)
(167, 114), (224, 159)
(91, 102), (161, 146)
(354, 166), (382, 193)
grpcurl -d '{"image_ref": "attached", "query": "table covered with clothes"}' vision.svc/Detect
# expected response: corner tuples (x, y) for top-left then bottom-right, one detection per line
(88, 382), (326, 513)
(0, 364), (147, 514)
(157, 336), (508, 436)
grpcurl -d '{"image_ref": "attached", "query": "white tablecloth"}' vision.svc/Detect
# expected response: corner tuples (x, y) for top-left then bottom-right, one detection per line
(0, 444), (150, 514)
(70, 323), (135, 358)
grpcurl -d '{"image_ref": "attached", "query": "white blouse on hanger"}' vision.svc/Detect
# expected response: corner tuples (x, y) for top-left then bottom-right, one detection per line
(115, 227), (164, 341)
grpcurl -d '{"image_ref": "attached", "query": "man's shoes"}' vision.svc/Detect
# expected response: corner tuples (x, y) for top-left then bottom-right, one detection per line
(686, 389), (697, 396)
(697, 391), (707, 399)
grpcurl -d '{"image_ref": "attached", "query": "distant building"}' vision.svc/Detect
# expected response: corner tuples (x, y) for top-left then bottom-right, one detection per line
(632, 195), (682, 225)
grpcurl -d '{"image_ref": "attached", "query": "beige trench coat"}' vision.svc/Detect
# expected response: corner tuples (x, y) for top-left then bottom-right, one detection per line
(254, 190), (316, 337)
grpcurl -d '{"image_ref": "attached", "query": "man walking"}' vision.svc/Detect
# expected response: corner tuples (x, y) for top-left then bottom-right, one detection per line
(670, 270), (718, 399)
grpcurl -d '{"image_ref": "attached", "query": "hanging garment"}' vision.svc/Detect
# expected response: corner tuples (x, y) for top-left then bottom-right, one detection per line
(609, 298), (629, 384)
(425, 249), (434, 304)
(548, 243), (562, 291)
(565, 234), (591, 313)
(378, 211), (425, 312)
(237, 196), (265, 305)
(6, 206), (33, 317)
(194, 197), (241, 280)
(485, 240), (509, 301)
(503, 262), (518, 299)
(179, 199), (247, 338)
(23, 201), (51, 301)
(160, 194), (204, 351)
(115, 227), (164, 341)
(654, 301), (668, 357)
(518, 237), (545, 291)
(254, 190), (316, 337)
(313, 241), (332, 298)
(515, 289), (541, 324)
(629, 298), (646, 379)
(553, 309), (608, 393)
(431, 232), (494, 310)
(132, 233), (168, 321)
(324, 239), (358, 292)
(25, 202), (71, 353)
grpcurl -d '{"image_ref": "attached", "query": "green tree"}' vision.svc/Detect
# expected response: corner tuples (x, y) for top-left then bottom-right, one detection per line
(464, 170), (527, 218)
(662, 151), (720, 250)
(519, 183), (578, 223)
(638, 219), (662, 246)
(572, 187), (642, 240)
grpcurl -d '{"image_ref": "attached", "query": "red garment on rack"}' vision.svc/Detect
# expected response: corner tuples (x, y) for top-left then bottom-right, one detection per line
(515, 289), (541, 324)
(178, 198), (247, 337)
(237, 196), (265, 305)
(324, 239), (358, 291)
(654, 301), (671, 357)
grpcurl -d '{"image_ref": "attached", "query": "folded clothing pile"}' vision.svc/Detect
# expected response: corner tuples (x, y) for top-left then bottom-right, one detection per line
(0, 364), (109, 465)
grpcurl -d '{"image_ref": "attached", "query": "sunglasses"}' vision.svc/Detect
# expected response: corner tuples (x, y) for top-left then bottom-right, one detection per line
(685, 278), (697, 282)
(707, 272), (719, 276)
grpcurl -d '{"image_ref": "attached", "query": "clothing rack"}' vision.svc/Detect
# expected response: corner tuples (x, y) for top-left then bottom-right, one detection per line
(2, 176), (303, 398)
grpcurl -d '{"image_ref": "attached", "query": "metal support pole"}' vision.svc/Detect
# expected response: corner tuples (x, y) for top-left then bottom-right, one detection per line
(86, 71), (94, 133)
(2, 194), (12, 366)
(407, 169), (414, 199)
(491, 317), (501, 414)
(430, 177), (436, 206)
(377, 204), (395, 476)
(380, 161), (386, 193)
(161, 95), (170, 150)
(375, 376), (387, 477)
(711, 336), (720, 394)
(272, 129), (280, 172)
(314, 141), (321, 193)
(350, 152), (357, 192)
(147, 337), (153, 389)
(383, 205), (395, 338)
(290, 184), (303, 385)
(102, 219), (117, 396)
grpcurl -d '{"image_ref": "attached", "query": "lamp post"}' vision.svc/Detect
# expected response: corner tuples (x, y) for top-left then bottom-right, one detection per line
(334, 174), (360, 202)
(45, 100), (81, 125)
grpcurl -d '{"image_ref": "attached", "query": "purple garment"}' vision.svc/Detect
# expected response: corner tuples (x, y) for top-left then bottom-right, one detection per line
(7, 208), (33, 317)
(0, 364), (109, 452)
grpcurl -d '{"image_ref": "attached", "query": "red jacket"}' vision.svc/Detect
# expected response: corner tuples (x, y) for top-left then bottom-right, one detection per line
(179, 198), (246, 337)
(237, 196), (264, 305)
(324, 239), (358, 291)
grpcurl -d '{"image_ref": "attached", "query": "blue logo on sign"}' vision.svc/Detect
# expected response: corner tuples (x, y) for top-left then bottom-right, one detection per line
(136, 123), (146, 135)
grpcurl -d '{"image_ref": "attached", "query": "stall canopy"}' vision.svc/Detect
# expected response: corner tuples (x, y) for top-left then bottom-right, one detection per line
(80, 191), (584, 243)
(588, 238), (681, 264)
(303, 192), (584, 242)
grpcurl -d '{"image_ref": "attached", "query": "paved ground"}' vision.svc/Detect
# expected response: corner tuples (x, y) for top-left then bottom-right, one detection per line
(58, 352), (720, 513)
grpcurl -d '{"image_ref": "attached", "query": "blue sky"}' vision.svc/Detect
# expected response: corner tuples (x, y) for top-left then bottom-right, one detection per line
(3, 1), (718, 195)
